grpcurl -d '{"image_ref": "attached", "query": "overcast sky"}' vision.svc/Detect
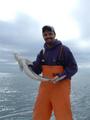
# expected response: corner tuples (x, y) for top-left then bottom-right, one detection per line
(0, 0), (90, 48)
(0, 0), (90, 70)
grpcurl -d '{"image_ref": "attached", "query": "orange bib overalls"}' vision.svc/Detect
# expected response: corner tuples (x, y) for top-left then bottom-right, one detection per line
(33, 65), (73, 120)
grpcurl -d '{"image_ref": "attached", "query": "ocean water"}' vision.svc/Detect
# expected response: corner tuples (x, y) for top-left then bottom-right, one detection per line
(0, 67), (90, 120)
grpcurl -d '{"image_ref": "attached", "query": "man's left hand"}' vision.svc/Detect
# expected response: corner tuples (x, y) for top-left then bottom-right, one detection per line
(51, 74), (66, 83)
(51, 76), (59, 83)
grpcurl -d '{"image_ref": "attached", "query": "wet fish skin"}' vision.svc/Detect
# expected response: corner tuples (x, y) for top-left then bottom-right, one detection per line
(13, 53), (50, 81)
(14, 53), (65, 82)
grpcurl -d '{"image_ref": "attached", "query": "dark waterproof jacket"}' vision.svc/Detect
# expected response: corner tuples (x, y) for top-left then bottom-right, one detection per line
(29, 39), (78, 79)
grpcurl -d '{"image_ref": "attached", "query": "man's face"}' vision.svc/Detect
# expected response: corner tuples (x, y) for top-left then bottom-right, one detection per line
(42, 31), (56, 44)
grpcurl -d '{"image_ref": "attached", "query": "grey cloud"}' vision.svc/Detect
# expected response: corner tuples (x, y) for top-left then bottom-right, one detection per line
(0, 13), (42, 47)
(0, 13), (46, 70)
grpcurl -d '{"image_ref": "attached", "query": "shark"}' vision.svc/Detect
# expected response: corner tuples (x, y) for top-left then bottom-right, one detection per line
(13, 53), (66, 82)
(14, 53), (50, 81)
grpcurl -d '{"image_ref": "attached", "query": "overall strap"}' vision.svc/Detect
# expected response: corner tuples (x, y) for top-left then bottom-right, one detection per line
(41, 48), (45, 58)
(59, 45), (64, 59)
(40, 48), (46, 64)
(57, 45), (65, 66)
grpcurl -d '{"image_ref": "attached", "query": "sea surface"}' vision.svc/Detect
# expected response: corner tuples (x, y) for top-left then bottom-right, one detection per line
(0, 67), (90, 120)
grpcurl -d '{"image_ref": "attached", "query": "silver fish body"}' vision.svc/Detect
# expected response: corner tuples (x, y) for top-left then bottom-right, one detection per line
(14, 53), (50, 81)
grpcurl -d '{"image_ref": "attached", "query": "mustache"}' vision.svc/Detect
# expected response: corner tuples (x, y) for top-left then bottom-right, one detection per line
(46, 38), (53, 40)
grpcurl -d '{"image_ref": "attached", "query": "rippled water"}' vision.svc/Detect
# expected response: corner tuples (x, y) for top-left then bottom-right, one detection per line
(0, 68), (90, 120)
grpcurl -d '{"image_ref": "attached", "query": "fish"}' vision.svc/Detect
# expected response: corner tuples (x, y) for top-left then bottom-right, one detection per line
(13, 53), (50, 81)
(13, 53), (66, 82)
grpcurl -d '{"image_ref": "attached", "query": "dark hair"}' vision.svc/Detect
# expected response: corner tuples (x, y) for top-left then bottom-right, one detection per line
(42, 25), (56, 34)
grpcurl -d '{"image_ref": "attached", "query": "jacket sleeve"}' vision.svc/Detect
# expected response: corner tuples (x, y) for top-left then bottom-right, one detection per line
(58, 46), (78, 79)
(28, 50), (42, 75)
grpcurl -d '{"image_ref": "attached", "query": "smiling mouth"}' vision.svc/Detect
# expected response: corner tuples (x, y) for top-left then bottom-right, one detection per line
(46, 39), (52, 42)
(46, 38), (53, 40)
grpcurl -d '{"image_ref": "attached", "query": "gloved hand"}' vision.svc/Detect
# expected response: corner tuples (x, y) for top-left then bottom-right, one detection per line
(51, 73), (66, 83)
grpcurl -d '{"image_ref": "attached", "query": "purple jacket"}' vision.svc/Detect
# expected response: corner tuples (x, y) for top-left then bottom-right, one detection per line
(29, 39), (78, 80)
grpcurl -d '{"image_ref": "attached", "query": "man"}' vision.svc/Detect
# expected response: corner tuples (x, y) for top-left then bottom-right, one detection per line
(29, 25), (78, 120)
